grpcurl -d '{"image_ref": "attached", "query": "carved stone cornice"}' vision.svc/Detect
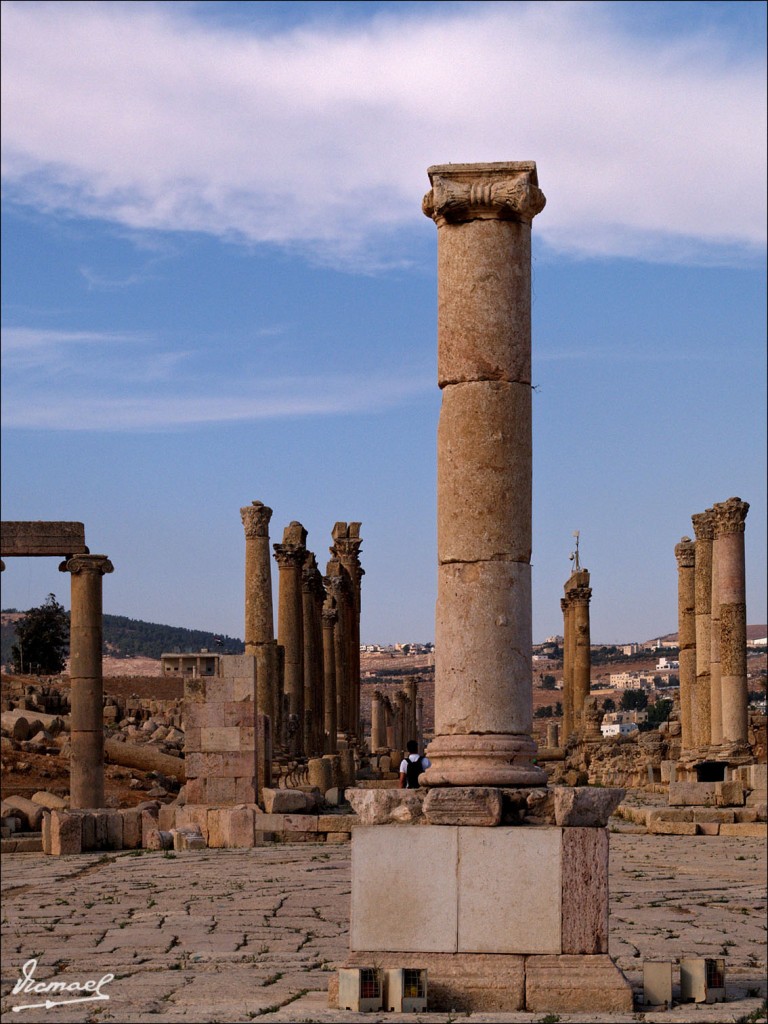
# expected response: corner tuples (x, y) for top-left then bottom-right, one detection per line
(422, 162), (546, 227)
(712, 497), (750, 536)
(691, 509), (715, 542)
(301, 552), (325, 597)
(59, 554), (114, 576)
(240, 500), (273, 539)
(675, 536), (696, 569)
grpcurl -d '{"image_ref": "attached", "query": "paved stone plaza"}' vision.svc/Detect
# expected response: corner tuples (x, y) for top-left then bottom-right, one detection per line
(1, 834), (765, 1023)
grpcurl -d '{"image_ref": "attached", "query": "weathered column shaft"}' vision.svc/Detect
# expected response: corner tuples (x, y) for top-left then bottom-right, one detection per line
(692, 510), (714, 748)
(416, 696), (424, 753)
(561, 597), (573, 740)
(674, 537), (696, 752)
(709, 532), (723, 746)
(422, 162), (547, 787)
(331, 523), (364, 741)
(274, 522), (307, 755)
(371, 690), (386, 750)
(321, 600), (338, 753)
(301, 552), (325, 756)
(60, 554), (113, 809)
(713, 498), (749, 744)
(241, 501), (275, 650)
(571, 574), (592, 731)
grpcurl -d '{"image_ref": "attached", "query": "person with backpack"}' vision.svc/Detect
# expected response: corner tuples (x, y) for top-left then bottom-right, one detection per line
(399, 739), (431, 789)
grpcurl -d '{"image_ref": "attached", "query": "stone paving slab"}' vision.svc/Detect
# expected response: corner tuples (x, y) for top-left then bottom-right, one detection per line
(1, 836), (765, 1023)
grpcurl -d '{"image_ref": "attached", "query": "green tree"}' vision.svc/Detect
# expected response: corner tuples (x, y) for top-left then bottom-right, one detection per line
(620, 688), (648, 712)
(647, 698), (674, 726)
(11, 594), (69, 675)
(540, 674), (557, 690)
(602, 697), (616, 713)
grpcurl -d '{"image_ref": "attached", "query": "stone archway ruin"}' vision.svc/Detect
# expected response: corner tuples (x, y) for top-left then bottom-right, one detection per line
(1, 521), (113, 809)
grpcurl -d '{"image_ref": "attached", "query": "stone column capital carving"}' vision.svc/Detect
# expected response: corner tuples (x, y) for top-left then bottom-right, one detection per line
(675, 536), (696, 568)
(422, 162), (546, 227)
(691, 509), (715, 541)
(322, 601), (338, 627)
(560, 597), (569, 613)
(571, 584), (592, 605)
(273, 545), (305, 570)
(240, 500), (273, 538)
(59, 554), (114, 576)
(712, 496), (749, 536)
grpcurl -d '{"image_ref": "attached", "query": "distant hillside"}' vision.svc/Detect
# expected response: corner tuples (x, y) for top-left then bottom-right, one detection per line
(1, 610), (244, 666)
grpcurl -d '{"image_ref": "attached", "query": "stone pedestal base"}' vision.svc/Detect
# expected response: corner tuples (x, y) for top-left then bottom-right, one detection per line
(422, 733), (547, 787)
(340, 822), (631, 1013)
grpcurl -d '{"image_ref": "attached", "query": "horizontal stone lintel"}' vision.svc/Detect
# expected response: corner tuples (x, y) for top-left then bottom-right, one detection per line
(1, 521), (88, 557)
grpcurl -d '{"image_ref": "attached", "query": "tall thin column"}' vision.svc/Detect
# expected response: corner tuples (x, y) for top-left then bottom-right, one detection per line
(405, 677), (418, 743)
(709, 530), (723, 747)
(571, 571), (592, 732)
(321, 597), (338, 753)
(332, 522), (364, 741)
(713, 497), (750, 745)
(326, 558), (351, 737)
(59, 554), (113, 809)
(416, 695), (424, 753)
(274, 522), (307, 755)
(691, 510), (715, 749)
(371, 689), (386, 751)
(241, 501), (280, 730)
(301, 551), (324, 756)
(422, 162), (547, 787)
(674, 537), (696, 752)
(561, 596), (573, 741)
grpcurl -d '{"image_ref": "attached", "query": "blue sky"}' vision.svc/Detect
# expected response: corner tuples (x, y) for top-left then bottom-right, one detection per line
(1, 0), (765, 645)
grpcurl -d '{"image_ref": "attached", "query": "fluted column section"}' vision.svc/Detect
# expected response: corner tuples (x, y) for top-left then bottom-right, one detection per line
(371, 689), (386, 751)
(241, 500), (280, 732)
(713, 497), (750, 745)
(675, 537), (696, 752)
(331, 522), (364, 741)
(59, 554), (114, 809)
(691, 510), (715, 749)
(301, 552), (325, 756)
(422, 162), (547, 787)
(274, 522), (307, 755)
(709, 528), (723, 747)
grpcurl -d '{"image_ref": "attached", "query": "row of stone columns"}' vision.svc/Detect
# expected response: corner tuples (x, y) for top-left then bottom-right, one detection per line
(241, 501), (363, 759)
(560, 567), (592, 742)
(370, 681), (423, 754)
(676, 497), (750, 753)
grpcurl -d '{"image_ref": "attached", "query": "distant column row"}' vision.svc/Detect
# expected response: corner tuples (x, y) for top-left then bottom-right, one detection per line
(241, 501), (363, 759)
(676, 497), (749, 753)
(370, 679), (422, 755)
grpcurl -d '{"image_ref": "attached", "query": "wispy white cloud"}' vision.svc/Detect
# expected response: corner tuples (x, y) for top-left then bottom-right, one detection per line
(1, 1), (764, 267)
(0, 324), (432, 430)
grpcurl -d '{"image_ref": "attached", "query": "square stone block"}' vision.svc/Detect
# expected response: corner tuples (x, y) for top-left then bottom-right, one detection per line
(351, 825), (459, 953)
(49, 810), (82, 856)
(525, 954), (633, 1013)
(458, 827), (561, 954)
(200, 727), (243, 752)
(644, 961), (673, 1005)
(205, 777), (238, 804)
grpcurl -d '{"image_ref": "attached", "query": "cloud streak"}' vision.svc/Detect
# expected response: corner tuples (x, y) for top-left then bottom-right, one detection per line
(1, 325), (432, 430)
(1, 1), (765, 268)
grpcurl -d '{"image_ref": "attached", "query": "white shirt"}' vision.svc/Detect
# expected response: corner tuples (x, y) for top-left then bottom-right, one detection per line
(399, 752), (431, 774)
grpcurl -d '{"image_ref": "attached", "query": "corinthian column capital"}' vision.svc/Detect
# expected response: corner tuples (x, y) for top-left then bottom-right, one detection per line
(423, 162), (546, 226)
(691, 509), (716, 542)
(712, 496), (749, 536)
(241, 500), (273, 538)
(675, 536), (696, 569)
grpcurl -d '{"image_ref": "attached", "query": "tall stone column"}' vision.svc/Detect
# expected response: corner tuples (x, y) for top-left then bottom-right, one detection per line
(691, 510), (715, 749)
(371, 689), (386, 751)
(326, 559), (351, 738)
(712, 497), (750, 745)
(421, 162), (546, 787)
(570, 571), (592, 732)
(332, 523), (364, 741)
(273, 522), (307, 755)
(59, 554), (113, 809)
(301, 552), (325, 756)
(709, 529), (723, 747)
(560, 596), (573, 741)
(321, 597), (338, 753)
(405, 677), (418, 743)
(416, 695), (424, 753)
(241, 501), (280, 733)
(674, 537), (696, 752)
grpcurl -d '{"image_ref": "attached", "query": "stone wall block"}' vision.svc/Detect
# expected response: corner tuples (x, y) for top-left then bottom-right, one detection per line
(49, 810), (82, 855)
(438, 381), (531, 563)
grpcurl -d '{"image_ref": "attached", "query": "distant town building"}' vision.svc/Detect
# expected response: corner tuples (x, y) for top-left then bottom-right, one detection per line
(655, 657), (680, 671)
(600, 709), (647, 737)
(161, 651), (220, 677)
